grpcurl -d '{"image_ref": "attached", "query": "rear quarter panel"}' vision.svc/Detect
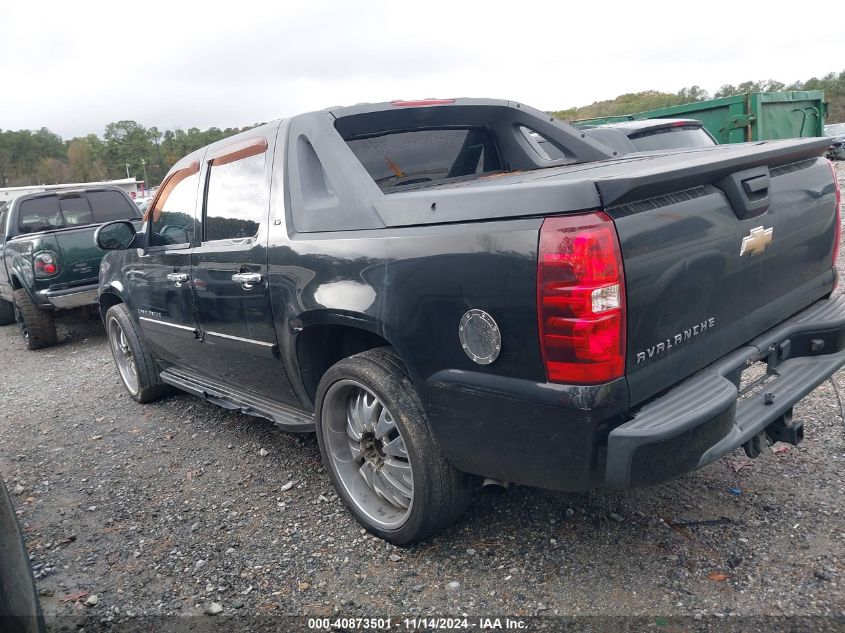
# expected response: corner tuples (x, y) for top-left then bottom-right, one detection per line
(268, 219), (546, 390)
(267, 219), (632, 489)
(3, 234), (53, 302)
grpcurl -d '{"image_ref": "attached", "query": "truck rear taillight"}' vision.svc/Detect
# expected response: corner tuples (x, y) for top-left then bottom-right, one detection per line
(33, 251), (59, 278)
(537, 212), (625, 384)
(830, 159), (841, 268)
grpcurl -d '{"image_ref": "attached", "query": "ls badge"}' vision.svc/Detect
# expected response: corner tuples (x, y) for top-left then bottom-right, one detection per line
(740, 226), (773, 257)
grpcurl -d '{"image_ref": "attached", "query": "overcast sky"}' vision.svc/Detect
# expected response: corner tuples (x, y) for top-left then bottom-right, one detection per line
(2, 0), (842, 139)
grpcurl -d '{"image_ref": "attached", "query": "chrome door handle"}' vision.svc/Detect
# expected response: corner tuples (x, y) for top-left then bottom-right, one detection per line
(232, 272), (263, 289)
(167, 272), (189, 287)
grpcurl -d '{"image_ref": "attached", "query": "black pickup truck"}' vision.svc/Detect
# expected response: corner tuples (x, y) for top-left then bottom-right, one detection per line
(95, 98), (843, 544)
(0, 187), (141, 349)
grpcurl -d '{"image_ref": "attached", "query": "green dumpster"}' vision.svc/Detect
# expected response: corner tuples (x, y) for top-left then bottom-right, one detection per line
(571, 91), (827, 144)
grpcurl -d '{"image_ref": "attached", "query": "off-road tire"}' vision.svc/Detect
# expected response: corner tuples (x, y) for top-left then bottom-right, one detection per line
(315, 347), (475, 545)
(105, 303), (173, 403)
(13, 288), (57, 350)
(0, 298), (15, 325)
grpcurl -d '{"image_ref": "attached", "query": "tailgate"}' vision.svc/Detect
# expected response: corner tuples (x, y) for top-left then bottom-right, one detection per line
(603, 144), (838, 406)
(49, 218), (143, 287)
(51, 227), (102, 285)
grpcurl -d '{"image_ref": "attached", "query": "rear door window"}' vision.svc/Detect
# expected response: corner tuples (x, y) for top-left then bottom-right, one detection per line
(345, 128), (502, 191)
(203, 151), (267, 242)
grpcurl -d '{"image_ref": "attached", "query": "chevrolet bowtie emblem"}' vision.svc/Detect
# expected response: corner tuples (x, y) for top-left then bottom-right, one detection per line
(740, 226), (773, 257)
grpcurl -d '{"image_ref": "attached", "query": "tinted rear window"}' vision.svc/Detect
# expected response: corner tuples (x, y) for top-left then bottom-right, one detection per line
(629, 126), (716, 152)
(17, 191), (139, 234)
(345, 128), (501, 191)
(86, 191), (141, 222)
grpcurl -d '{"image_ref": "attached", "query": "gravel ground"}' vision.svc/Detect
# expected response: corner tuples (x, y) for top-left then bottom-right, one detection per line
(1, 163), (844, 632)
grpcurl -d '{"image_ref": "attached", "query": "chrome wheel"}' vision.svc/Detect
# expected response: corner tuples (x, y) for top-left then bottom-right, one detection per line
(322, 380), (414, 529)
(108, 316), (139, 395)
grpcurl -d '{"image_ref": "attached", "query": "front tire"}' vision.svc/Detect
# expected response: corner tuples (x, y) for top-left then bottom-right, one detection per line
(105, 303), (172, 403)
(13, 289), (57, 350)
(315, 348), (474, 545)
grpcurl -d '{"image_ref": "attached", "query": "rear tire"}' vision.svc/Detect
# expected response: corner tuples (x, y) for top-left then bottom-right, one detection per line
(105, 303), (173, 403)
(0, 299), (14, 325)
(315, 348), (474, 545)
(13, 289), (57, 350)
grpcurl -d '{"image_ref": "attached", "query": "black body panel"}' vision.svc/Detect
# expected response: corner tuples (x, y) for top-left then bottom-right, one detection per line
(132, 248), (204, 370)
(420, 372), (629, 490)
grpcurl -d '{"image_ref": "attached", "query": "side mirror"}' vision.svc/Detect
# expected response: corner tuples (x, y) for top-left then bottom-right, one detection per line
(95, 220), (137, 251)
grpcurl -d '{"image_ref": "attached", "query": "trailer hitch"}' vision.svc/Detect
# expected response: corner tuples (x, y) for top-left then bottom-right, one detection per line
(765, 408), (803, 446)
(743, 407), (802, 458)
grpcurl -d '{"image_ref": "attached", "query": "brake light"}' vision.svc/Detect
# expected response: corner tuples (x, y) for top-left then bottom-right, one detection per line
(33, 251), (59, 278)
(830, 159), (842, 269)
(390, 99), (455, 107)
(537, 212), (625, 384)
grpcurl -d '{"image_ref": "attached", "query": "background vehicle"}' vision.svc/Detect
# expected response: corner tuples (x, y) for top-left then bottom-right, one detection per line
(572, 90), (826, 144)
(96, 98), (843, 544)
(0, 187), (141, 349)
(134, 196), (154, 213)
(825, 122), (845, 160)
(576, 119), (717, 154)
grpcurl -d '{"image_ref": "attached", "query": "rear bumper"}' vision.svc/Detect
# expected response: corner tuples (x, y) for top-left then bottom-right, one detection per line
(422, 369), (629, 491)
(35, 284), (99, 310)
(606, 296), (845, 488)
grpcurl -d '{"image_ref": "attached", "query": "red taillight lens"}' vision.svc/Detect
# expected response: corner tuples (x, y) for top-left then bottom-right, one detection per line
(537, 212), (625, 384)
(829, 159), (841, 269)
(33, 251), (59, 278)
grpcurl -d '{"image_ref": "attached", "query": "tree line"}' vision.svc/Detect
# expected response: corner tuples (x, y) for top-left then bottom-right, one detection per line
(0, 122), (260, 189)
(2, 70), (843, 189)
(551, 70), (845, 124)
